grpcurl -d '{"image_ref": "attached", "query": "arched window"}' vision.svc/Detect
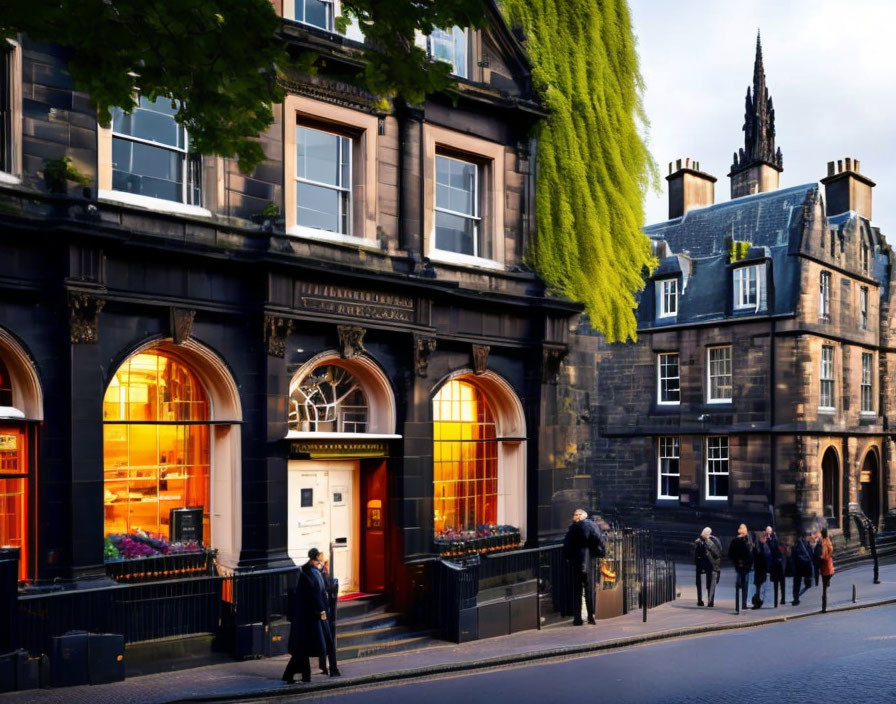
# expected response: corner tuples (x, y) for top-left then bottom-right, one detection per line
(103, 350), (211, 545)
(821, 447), (839, 527)
(433, 379), (498, 537)
(289, 364), (368, 433)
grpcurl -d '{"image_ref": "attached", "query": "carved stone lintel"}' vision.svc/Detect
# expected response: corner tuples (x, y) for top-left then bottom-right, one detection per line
(170, 308), (196, 345)
(69, 292), (105, 344)
(542, 344), (569, 385)
(414, 334), (437, 378)
(337, 325), (366, 359)
(472, 344), (490, 375)
(265, 315), (295, 358)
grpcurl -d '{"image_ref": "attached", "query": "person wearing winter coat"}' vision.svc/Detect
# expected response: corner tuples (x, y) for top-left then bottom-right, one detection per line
(563, 508), (605, 625)
(282, 548), (339, 684)
(727, 523), (753, 611)
(819, 528), (835, 586)
(751, 531), (772, 609)
(811, 530), (823, 586)
(790, 531), (815, 605)
(694, 527), (722, 607)
(766, 526), (786, 606)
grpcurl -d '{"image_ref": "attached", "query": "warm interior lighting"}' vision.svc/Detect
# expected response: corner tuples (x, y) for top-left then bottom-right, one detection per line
(0, 426), (28, 580)
(103, 350), (211, 546)
(432, 379), (497, 537)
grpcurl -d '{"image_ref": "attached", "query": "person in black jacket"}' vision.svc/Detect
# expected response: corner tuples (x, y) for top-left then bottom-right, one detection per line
(727, 523), (753, 611)
(765, 526), (786, 606)
(694, 527), (722, 607)
(282, 548), (338, 684)
(562, 508), (604, 625)
(791, 531), (815, 605)
(751, 530), (772, 609)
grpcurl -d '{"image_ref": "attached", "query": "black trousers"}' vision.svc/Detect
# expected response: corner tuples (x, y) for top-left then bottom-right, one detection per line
(282, 654), (311, 683)
(735, 570), (750, 608)
(770, 576), (786, 605)
(792, 568), (812, 602)
(319, 621), (338, 673)
(696, 569), (717, 605)
(572, 567), (594, 621)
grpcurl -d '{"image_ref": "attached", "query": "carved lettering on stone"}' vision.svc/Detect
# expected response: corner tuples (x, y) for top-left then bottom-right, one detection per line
(265, 315), (295, 358)
(414, 334), (437, 378)
(542, 344), (569, 385)
(69, 293), (105, 344)
(170, 308), (196, 345)
(472, 344), (490, 375)
(337, 325), (366, 359)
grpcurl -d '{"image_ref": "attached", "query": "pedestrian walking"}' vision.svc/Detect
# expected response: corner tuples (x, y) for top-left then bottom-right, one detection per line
(563, 508), (605, 625)
(790, 531), (814, 605)
(766, 526), (786, 607)
(811, 529), (823, 586)
(819, 527), (835, 611)
(728, 523), (753, 611)
(751, 530), (771, 609)
(282, 548), (339, 684)
(694, 527), (721, 607)
(317, 555), (340, 677)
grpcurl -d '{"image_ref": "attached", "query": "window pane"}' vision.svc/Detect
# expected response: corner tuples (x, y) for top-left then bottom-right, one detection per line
(436, 156), (476, 216)
(298, 0), (329, 29)
(113, 96), (184, 149)
(452, 26), (468, 77)
(297, 181), (349, 233)
(0, 46), (12, 173)
(435, 210), (476, 255)
(297, 126), (343, 186)
(112, 138), (184, 203)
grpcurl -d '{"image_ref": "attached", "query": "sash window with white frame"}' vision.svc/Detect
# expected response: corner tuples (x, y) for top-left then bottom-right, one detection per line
(0, 42), (13, 175)
(860, 286), (868, 330)
(820, 344), (835, 410)
(733, 265), (759, 310)
(657, 436), (680, 499)
(295, 124), (352, 235)
(861, 352), (874, 413)
(415, 27), (468, 78)
(706, 436), (729, 500)
(657, 352), (680, 405)
(707, 346), (732, 403)
(435, 154), (480, 257)
(111, 96), (201, 205)
(657, 278), (678, 318)
(295, 0), (331, 30)
(819, 271), (831, 321)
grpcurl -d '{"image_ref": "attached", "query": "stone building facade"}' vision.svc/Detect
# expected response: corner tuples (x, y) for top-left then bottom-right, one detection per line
(589, 37), (895, 546)
(0, 2), (587, 651)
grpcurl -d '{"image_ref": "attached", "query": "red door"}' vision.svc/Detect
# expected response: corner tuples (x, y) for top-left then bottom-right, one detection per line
(362, 460), (387, 592)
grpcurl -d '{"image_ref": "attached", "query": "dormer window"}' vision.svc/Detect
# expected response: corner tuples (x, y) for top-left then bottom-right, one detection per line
(657, 278), (678, 318)
(733, 265), (760, 310)
(416, 27), (469, 79)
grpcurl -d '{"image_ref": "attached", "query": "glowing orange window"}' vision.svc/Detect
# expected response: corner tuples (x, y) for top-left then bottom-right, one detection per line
(103, 350), (211, 545)
(0, 426), (28, 581)
(433, 379), (497, 537)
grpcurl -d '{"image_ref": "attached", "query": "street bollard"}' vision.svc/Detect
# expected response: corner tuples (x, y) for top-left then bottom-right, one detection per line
(852, 583), (857, 603)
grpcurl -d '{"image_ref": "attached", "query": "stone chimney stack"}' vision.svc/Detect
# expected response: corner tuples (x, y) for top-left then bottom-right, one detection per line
(666, 158), (716, 219)
(821, 158), (875, 220)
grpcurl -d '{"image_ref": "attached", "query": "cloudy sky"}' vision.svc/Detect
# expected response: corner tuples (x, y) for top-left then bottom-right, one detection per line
(628, 0), (896, 231)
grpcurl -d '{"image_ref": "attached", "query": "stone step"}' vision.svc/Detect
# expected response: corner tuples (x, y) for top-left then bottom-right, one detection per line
(335, 594), (387, 621)
(336, 632), (437, 661)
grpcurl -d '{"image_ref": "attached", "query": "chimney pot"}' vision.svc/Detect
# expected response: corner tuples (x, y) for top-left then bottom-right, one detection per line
(845, 157), (853, 172)
(666, 157), (716, 220)
(837, 159), (843, 173)
(827, 161), (835, 177)
(855, 159), (861, 173)
(821, 156), (875, 220)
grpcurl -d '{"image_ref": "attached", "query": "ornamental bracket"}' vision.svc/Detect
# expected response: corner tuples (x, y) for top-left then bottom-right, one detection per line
(337, 325), (366, 359)
(170, 308), (196, 345)
(69, 292), (105, 344)
(265, 315), (295, 358)
(472, 344), (490, 375)
(542, 343), (569, 385)
(414, 334), (437, 378)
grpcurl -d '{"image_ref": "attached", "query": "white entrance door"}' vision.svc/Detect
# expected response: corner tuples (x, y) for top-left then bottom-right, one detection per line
(287, 460), (359, 594)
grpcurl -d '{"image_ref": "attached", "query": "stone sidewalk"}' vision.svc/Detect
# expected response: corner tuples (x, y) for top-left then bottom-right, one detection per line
(2, 560), (892, 704)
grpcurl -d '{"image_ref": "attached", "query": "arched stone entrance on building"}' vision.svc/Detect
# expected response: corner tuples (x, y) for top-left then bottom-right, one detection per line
(102, 340), (243, 568)
(0, 328), (43, 581)
(286, 352), (398, 595)
(821, 447), (840, 528)
(859, 449), (881, 526)
(431, 369), (527, 544)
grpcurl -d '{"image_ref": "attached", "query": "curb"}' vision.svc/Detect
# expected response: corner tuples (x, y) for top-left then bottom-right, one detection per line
(171, 594), (896, 703)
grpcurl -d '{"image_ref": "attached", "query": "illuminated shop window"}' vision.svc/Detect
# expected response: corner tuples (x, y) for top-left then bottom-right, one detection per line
(0, 425), (27, 581)
(289, 364), (368, 433)
(103, 351), (211, 545)
(433, 379), (497, 537)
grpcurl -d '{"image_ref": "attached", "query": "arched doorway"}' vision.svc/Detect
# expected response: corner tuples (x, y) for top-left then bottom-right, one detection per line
(0, 329), (43, 582)
(286, 352), (398, 594)
(859, 450), (880, 526)
(103, 341), (243, 566)
(431, 371), (526, 545)
(821, 447), (840, 527)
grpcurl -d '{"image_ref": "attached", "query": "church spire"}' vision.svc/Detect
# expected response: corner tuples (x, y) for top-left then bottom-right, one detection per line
(731, 31), (783, 175)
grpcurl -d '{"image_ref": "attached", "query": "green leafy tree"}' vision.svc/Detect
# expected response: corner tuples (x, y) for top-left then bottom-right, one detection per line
(1, 0), (488, 172)
(502, 0), (657, 341)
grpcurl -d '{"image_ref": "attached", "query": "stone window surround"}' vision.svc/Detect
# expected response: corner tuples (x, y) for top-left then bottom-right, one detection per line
(424, 124), (505, 270)
(656, 351), (680, 406)
(705, 435), (729, 501)
(0, 38), (22, 184)
(706, 345), (733, 405)
(819, 343), (836, 412)
(283, 94), (379, 248)
(656, 436), (680, 500)
(860, 349), (876, 416)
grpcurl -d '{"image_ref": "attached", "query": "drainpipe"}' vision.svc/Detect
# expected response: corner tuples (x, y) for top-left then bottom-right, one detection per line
(769, 316), (777, 526)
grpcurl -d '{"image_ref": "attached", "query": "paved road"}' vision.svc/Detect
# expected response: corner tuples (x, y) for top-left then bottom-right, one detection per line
(291, 603), (896, 704)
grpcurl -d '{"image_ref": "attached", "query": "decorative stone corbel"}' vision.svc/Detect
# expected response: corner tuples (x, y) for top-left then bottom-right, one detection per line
(414, 334), (437, 378)
(472, 344), (490, 375)
(69, 292), (105, 344)
(265, 315), (295, 358)
(337, 325), (366, 359)
(542, 343), (569, 385)
(170, 308), (196, 345)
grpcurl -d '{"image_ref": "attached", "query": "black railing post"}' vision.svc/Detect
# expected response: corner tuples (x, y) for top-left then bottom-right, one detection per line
(870, 524), (880, 584)
(0, 547), (20, 654)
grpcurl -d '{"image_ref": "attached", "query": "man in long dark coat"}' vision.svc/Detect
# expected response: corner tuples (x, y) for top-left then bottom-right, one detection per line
(282, 548), (335, 684)
(562, 508), (604, 625)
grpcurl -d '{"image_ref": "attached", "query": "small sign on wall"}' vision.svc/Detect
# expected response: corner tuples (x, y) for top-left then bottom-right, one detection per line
(170, 507), (203, 544)
(0, 434), (17, 451)
(301, 488), (313, 507)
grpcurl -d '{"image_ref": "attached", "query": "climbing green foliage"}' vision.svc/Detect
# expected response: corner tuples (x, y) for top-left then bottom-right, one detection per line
(729, 240), (752, 262)
(501, 0), (657, 342)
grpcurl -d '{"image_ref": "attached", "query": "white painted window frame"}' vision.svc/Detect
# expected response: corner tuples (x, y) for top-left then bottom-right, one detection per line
(706, 345), (732, 404)
(705, 435), (729, 501)
(819, 344), (835, 411)
(657, 436), (680, 500)
(657, 352), (680, 406)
